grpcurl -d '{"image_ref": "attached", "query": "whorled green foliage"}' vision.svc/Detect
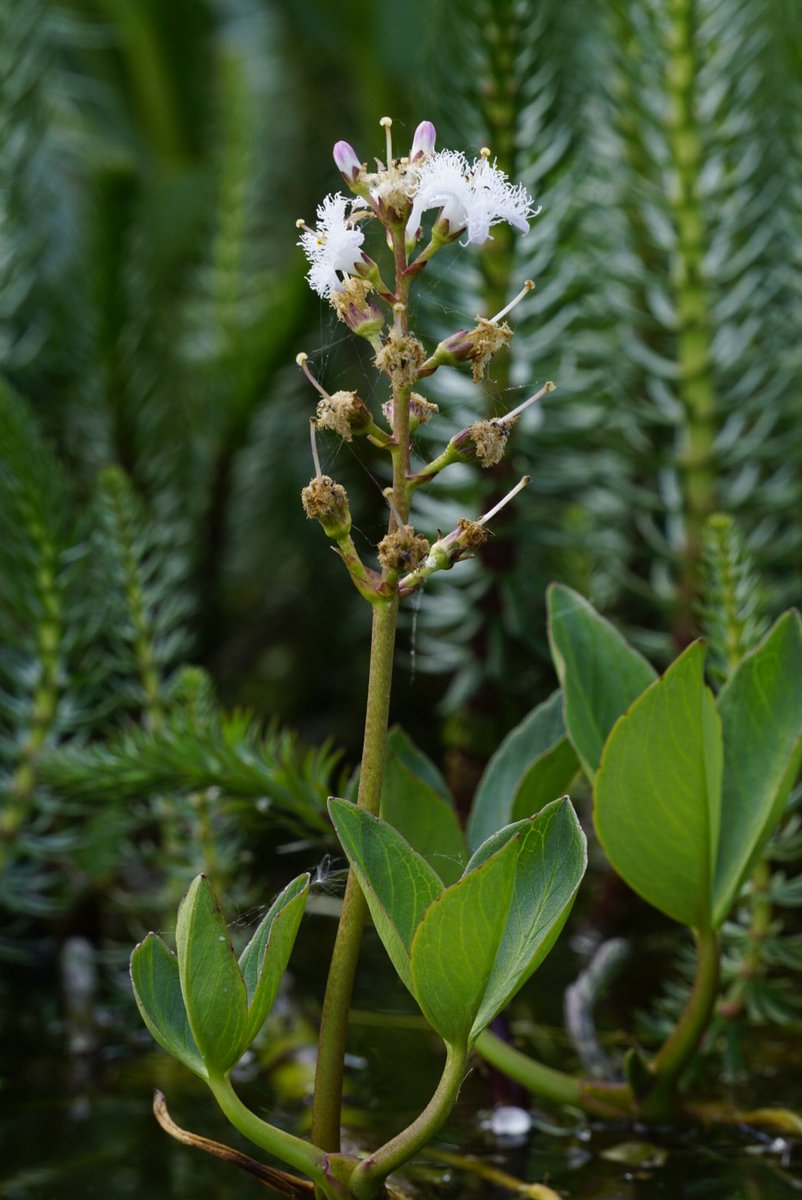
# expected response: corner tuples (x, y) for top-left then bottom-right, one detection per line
(700, 513), (768, 686)
(411, 0), (802, 733)
(39, 675), (337, 838)
(410, 0), (626, 722)
(90, 466), (194, 727)
(0, 0), (70, 384)
(132, 871), (310, 1078)
(597, 0), (802, 633)
(0, 384), (89, 921)
(329, 796), (586, 1047)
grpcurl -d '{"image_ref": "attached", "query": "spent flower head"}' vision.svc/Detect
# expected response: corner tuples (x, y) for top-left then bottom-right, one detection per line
(406, 148), (539, 245)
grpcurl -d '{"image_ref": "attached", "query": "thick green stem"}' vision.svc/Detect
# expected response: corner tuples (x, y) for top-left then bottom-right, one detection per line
(208, 1073), (331, 1184)
(479, 925), (720, 1121)
(642, 924), (720, 1115)
(476, 1030), (633, 1118)
(475, 1030), (582, 1106)
(349, 1044), (468, 1200)
(310, 598), (400, 1153)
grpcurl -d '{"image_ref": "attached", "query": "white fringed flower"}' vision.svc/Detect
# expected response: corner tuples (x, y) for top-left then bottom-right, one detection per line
(299, 193), (365, 299)
(405, 150), (538, 245)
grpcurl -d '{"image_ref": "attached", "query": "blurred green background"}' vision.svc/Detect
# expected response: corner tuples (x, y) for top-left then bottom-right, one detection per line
(2, 2), (802, 1196)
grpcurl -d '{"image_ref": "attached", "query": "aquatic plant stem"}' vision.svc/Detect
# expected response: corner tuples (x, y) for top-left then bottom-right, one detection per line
(349, 1044), (469, 1199)
(476, 1030), (632, 1118)
(311, 595), (400, 1156)
(641, 923), (720, 1116)
(480, 927), (720, 1120)
(208, 1073), (331, 1184)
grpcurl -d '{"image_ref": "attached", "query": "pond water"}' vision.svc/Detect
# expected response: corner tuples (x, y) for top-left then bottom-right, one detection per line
(3, 919), (802, 1200)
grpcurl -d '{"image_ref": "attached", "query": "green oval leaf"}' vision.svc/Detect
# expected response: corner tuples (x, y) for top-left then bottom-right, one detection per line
(548, 584), (657, 779)
(328, 798), (443, 991)
(130, 934), (207, 1079)
(410, 838), (519, 1047)
(467, 690), (579, 849)
(467, 798), (587, 1037)
(386, 726), (451, 801)
(594, 642), (722, 929)
(382, 730), (466, 884)
(714, 611), (802, 924)
(175, 874), (248, 1075)
(239, 872), (310, 1044)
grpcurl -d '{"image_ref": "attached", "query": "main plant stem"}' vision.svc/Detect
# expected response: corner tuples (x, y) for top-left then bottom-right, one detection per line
(312, 226), (412, 1162)
(311, 597), (400, 1155)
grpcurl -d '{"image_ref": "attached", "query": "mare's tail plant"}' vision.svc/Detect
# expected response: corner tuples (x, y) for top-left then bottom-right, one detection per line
(130, 118), (587, 1200)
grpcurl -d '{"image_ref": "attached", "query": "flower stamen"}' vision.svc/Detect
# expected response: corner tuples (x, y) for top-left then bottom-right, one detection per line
(379, 116), (393, 166)
(309, 419), (322, 478)
(296, 352), (328, 399)
(488, 280), (535, 326)
(498, 380), (556, 426)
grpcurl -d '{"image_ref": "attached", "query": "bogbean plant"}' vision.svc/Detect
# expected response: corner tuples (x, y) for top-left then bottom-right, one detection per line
(130, 119), (802, 1198)
(476, 580), (802, 1128)
(131, 118), (587, 1200)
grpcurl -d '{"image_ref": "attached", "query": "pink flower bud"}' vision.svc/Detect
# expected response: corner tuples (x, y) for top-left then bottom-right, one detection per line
(333, 140), (362, 182)
(409, 121), (436, 161)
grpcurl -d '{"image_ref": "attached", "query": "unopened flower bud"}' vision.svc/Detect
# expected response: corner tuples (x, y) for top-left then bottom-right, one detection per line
(409, 121), (436, 161)
(301, 475), (352, 540)
(333, 140), (362, 183)
(377, 525), (430, 574)
(450, 418), (515, 468)
(330, 277), (385, 341)
(383, 392), (439, 433)
(347, 253), (394, 301)
(421, 319), (513, 382)
(315, 391), (373, 442)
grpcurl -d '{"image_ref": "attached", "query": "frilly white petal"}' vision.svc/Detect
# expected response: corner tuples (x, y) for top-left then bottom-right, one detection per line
(405, 149), (538, 245)
(298, 193), (365, 299)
